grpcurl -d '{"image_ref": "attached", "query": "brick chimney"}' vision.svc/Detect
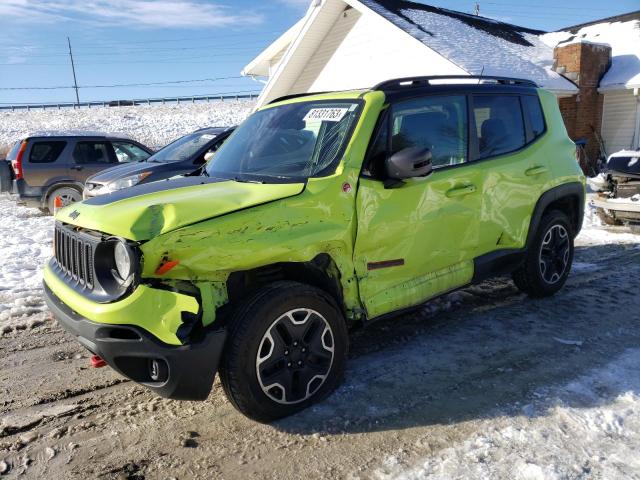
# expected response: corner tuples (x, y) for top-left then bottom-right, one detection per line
(553, 41), (611, 162)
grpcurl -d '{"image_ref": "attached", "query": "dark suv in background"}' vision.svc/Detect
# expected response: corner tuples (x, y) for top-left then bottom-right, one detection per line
(83, 127), (234, 198)
(0, 131), (152, 213)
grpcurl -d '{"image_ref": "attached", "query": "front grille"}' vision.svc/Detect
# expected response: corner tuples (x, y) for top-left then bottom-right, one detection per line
(54, 224), (95, 289)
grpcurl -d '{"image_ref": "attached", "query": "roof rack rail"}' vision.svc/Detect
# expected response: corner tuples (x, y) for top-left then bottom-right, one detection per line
(373, 76), (538, 90)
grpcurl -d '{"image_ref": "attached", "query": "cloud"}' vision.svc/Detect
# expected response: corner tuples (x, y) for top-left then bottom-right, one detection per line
(0, 0), (263, 28)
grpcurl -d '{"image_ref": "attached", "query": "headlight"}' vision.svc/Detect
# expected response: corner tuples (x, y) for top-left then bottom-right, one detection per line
(114, 241), (134, 281)
(107, 172), (151, 192)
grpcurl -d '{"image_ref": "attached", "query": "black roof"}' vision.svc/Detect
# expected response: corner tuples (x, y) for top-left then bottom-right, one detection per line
(560, 10), (640, 33)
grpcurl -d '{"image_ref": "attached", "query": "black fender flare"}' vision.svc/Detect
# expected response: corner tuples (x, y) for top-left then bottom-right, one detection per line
(526, 182), (585, 248)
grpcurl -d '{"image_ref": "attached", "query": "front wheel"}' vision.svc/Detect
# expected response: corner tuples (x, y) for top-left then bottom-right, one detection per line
(219, 281), (348, 422)
(513, 210), (574, 298)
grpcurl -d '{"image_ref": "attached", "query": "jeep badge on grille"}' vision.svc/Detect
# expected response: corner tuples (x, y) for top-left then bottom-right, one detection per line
(69, 210), (80, 220)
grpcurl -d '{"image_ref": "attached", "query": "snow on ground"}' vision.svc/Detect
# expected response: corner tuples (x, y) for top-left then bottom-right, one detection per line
(375, 348), (640, 480)
(0, 197), (53, 334)
(0, 100), (254, 154)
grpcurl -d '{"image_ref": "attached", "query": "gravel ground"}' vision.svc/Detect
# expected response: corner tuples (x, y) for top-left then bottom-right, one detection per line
(0, 197), (639, 479)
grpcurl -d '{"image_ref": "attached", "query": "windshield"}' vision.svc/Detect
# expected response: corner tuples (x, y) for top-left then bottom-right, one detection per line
(204, 100), (362, 182)
(148, 131), (218, 163)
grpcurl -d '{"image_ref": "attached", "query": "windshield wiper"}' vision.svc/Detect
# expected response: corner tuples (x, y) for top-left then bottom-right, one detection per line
(233, 176), (263, 184)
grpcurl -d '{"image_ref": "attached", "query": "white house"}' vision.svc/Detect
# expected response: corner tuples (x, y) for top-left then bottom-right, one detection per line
(242, 0), (577, 108)
(243, 1), (639, 160)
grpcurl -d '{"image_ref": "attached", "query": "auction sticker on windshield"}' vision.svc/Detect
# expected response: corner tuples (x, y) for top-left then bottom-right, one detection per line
(304, 108), (349, 122)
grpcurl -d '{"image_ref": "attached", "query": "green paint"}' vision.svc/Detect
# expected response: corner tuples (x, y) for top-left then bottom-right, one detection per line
(46, 88), (584, 343)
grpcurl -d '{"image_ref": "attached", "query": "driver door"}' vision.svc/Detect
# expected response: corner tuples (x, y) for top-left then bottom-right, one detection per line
(354, 94), (483, 319)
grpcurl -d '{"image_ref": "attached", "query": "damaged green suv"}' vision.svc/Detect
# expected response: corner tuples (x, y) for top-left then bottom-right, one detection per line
(44, 77), (585, 422)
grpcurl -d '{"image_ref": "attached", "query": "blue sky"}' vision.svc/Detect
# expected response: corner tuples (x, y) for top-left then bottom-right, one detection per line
(0, 0), (637, 105)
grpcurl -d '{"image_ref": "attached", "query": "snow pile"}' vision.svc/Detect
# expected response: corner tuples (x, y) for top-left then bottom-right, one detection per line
(376, 348), (640, 480)
(577, 202), (640, 246)
(360, 0), (577, 93)
(542, 19), (640, 89)
(0, 197), (53, 334)
(0, 100), (254, 154)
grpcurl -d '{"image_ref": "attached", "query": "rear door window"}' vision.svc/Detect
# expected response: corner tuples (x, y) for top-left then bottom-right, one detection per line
(111, 142), (150, 163)
(472, 95), (526, 159)
(29, 141), (66, 163)
(73, 142), (115, 164)
(522, 95), (546, 139)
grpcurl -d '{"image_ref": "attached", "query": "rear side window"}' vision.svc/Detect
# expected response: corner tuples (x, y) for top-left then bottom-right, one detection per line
(390, 95), (468, 169)
(522, 95), (546, 138)
(473, 95), (525, 159)
(29, 141), (66, 163)
(73, 142), (114, 164)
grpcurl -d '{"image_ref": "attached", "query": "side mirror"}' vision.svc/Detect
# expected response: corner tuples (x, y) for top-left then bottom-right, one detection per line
(385, 147), (433, 180)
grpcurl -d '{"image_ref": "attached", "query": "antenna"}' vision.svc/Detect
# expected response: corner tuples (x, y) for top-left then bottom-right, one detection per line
(67, 36), (80, 107)
(477, 66), (485, 85)
(474, 2), (480, 15)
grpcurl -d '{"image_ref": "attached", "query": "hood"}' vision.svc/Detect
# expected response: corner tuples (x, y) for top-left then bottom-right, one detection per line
(607, 150), (640, 178)
(86, 161), (162, 184)
(57, 176), (305, 241)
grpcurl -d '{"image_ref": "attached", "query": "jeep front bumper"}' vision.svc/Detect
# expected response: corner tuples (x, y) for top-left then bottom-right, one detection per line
(43, 264), (226, 400)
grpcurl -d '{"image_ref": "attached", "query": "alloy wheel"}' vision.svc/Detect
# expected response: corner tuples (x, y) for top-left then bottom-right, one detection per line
(256, 308), (335, 405)
(538, 224), (570, 284)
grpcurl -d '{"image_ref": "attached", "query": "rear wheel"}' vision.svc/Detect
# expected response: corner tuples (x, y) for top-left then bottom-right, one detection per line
(219, 281), (348, 422)
(513, 210), (574, 298)
(46, 187), (81, 214)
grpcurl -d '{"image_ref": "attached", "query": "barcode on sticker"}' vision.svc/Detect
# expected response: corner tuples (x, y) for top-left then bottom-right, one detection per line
(303, 108), (349, 122)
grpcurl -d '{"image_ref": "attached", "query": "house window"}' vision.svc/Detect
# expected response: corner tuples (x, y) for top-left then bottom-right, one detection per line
(473, 95), (526, 159)
(390, 95), (468, 169)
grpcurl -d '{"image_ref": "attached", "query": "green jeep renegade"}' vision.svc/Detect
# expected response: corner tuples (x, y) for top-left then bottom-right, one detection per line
(44, 76), (585, 422)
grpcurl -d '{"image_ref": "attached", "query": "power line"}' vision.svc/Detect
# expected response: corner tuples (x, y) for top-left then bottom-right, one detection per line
(0, 76), (247, 91)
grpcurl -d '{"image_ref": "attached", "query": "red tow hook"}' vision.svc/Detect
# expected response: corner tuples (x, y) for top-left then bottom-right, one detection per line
(90, 355), (107, 368)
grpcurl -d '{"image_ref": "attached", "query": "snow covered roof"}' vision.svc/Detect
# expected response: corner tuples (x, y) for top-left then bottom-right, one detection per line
(541, 12), (640, 90)
(358, 0), (578, 94)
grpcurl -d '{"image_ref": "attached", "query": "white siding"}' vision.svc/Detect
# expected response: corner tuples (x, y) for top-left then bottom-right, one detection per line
(289, 7), (466, 93)
(601, 89), (640, 153)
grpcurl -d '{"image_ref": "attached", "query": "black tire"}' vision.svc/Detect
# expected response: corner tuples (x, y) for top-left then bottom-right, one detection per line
(0, 161), (12, 194)
(46, 186), (82, 214)
(512, 210), (574, 298)
(219, 281), (348, 422)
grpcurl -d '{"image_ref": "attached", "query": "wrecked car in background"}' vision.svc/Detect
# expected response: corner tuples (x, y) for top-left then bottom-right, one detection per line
(589, 149), (640, 226)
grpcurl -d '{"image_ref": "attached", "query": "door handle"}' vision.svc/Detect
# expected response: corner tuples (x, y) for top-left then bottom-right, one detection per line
(445, 184), (476, 198)
(525, 166), (548, 176)
(71, 165), (83, 171)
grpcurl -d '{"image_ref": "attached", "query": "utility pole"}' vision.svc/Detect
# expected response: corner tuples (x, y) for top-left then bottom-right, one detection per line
(67, 36), (80, 107)
(474, 2), (480, 15)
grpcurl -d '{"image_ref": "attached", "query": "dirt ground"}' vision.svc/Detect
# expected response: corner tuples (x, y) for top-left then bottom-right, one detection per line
(1, 210), (640, 479)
